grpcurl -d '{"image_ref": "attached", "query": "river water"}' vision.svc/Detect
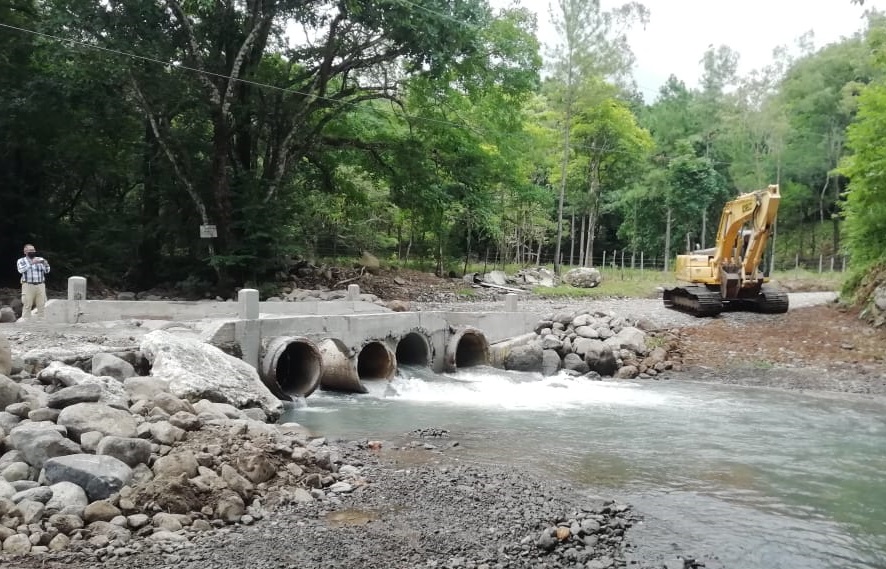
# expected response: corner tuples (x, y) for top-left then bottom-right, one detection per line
(283, 366), (886, 569)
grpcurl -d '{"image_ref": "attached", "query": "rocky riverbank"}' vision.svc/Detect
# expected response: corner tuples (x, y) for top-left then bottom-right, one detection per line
(0, 323), (678, 569)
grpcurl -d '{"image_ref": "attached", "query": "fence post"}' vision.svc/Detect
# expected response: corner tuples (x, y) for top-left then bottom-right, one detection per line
(795, 253), (799, 270)
(631, 252), (636, 270)
(830, 256), (835, 272)
(842, 256), (846, 273)
(602, 251), (606, 269)
(641, 251), (644, 275)
(818, 254), (823, 274)
(611, 250), (616, 269)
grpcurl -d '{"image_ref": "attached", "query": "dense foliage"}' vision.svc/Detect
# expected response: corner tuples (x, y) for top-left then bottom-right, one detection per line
(1, 0), (884, 294)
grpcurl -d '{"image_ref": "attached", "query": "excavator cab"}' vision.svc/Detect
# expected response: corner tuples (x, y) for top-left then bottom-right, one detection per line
(663, 185), (789, 317)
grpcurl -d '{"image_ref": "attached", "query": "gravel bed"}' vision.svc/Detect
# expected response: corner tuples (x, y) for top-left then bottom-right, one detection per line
(413, 292), (838, 330)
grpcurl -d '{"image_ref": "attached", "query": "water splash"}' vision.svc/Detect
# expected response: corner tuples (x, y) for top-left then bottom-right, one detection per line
(373, 366), (674, 411)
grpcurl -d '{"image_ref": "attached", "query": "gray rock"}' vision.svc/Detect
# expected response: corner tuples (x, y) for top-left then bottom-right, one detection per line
(572, 338), (607, 359)
(16, 498), (45, 524)
(91, 353), (136, 382)
(563, 267), (602, 288)
(151, 392), (194, 416)
(45, 482), (89, 513)
(214, 492), (245, 522)
(47, 384), (103, 408)
(605, 326), (647, 356)
(9, 479), (37, 491)
(541, 335), (563, 350)
(5, 401), (31, 417)
(80, 430), (104, 453)
(127, 513), (149, 528)
(0, 375), (24, 409)
(37, 362), (128, 408)
(47, 513), (84, 534)
(96, 436), (152, 468)
(563, 353), (590, 374)
(152, 450), (199, 479)
(1, 461), (30, 482)
(0, 308), (15, 325)
(123, 376), (169, 402)
(11, 485), (52, 504)
(8, 424), (81, 467)
(57, 402), (137, 441)
(616, 365), (639, 379)
(0, 335), (11, 376)
(152, 512), (182, 532)
(83, 500), (121, 523)
(541, 350), (562, 377)
(588, 348), (619, 377)
(220, 464), (253, 497)
(0, 478), (13, 500)
(150, 421), (185, 445)
(2, 532), (31, 554)
(27, 407), (61, 422)
(291, 487), (313, 503)
(504, 344), (543, 373)
(47, 533), (70, 551)
(0, 412), (20, 433)
(140, 330), (283, 420)
(574, 325), (600, 339)
(168, 410), (201, 431)
(43, 454), (133, 501)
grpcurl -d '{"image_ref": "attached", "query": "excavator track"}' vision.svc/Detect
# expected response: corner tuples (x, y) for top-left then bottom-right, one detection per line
(750, 284), (790, 313)
(662, 285), (724, 317)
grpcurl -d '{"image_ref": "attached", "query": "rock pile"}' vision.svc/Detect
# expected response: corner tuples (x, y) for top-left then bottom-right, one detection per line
(500, 308), (680, 380)
(0, 332), (359, 560)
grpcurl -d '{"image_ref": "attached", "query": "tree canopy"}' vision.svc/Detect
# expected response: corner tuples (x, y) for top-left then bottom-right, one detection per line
(2, 1), (884, 296)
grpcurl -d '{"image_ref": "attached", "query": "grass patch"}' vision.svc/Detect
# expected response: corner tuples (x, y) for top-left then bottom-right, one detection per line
(455, 287), (478, 297)
(769, 268), (845, 293)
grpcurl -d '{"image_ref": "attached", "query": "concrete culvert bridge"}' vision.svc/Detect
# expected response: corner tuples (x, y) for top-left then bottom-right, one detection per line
(396, 332), (431, 367)
(445, 327), (490, 372)
(260, 336), (323, 399)
(358, 341), (396, 380)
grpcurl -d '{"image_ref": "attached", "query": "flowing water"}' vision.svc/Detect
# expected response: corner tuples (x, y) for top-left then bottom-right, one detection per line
(282, 366), (886, 569)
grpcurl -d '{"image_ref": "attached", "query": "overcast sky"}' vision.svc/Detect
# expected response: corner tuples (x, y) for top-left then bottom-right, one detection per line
(490, 0), (884, 100)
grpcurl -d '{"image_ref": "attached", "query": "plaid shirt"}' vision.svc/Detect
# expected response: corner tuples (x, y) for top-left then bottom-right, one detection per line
(17, 256), (50, 284)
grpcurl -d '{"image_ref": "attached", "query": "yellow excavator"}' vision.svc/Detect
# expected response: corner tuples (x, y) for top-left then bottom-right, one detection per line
(663, 184), (789, 317)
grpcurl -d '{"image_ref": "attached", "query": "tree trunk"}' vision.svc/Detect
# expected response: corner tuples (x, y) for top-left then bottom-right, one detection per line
(553, 104), (573, 276)
(569, 211), (575, 266)
(664, 206), (672, 273)
(134, 121), (162, 289)
(579, 215), (586, 268)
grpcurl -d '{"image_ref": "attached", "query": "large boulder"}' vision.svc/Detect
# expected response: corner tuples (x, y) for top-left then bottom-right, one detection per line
(0, 308), (16, 324)
(541, 350), (562, 377)
(47, 384), (103, 408)
(96, 436), (151, 468)
(0, 334), (11, 377)
(503, 343), (543, 373)
(37, 362), (128, 408)
(0, 375), (23, 409)
(91, 353), (136, 382)
(563, 267), (602, 288)
(8, 424), (81, 467)
(45, 481), (89, 513)
(604, 326), (647, 356)
(57, 403), (138, 441)
(43, 454), (132, 501)
(140, 330), (282, 419)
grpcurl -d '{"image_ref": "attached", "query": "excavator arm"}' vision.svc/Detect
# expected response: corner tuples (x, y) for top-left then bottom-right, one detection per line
(711, 184), (780, 283)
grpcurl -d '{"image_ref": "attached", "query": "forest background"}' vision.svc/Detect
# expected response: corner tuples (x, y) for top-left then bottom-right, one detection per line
(2, 0), (885, 302)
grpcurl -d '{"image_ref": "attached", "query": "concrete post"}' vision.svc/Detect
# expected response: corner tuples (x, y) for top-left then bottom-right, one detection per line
(505, 293), (518, 312)
(67, 276), (87, 323)
(237, 288), (260, 369)
(347, 284), (360, 301)
(238, 289), (260, 319)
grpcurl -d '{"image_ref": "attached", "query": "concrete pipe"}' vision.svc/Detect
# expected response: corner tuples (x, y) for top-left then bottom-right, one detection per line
(395, 332), (431, 367)
(444, 326), (490, 372)
(260, 336), (323, 399)
(357, 341), (397, 381)
(318, 338), (365, 393)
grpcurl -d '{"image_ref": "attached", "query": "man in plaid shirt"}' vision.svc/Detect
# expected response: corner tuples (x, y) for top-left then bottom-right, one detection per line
(16, 243), (50, 320)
